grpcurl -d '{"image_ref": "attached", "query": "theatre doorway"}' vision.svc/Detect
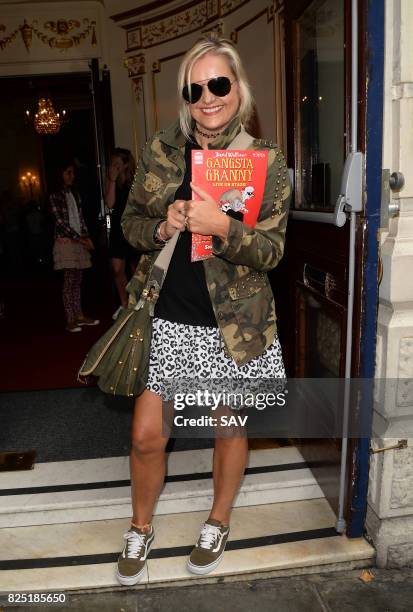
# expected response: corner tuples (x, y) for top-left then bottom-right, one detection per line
(0, 65), (116, 393)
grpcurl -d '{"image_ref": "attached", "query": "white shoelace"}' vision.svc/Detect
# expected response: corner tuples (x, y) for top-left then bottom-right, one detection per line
(198, 523), (221, 549)
(123, 530), (146, 559)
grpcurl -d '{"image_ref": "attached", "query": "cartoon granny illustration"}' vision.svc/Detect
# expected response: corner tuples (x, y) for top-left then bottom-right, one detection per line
(219, 186), (255, 218)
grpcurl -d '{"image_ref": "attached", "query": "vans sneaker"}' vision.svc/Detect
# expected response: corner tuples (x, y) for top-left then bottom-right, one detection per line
(66, 321), (82, 333)
(187, 519), (230, 575)
(76, 316), (100, 326)
(116, 524), (154, 585)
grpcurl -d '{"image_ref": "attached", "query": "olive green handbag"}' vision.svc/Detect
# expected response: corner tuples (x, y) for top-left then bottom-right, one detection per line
(78, 229), (180, 397)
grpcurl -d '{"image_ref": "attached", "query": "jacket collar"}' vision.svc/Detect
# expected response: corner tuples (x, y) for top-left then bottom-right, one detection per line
(158, 120), (186, 149)
(158, 115), (242, 150)
(206, 115), (242, 150)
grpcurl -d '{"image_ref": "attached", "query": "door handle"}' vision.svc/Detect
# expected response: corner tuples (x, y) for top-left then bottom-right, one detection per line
(289, 152), (363, 226)
(335, 151), (364, 218)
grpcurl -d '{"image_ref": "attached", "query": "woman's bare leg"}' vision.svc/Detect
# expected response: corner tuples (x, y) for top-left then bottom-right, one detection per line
(209, 412), (248, 525)
(111, 257), (128, 307)
(130, 389), (171, 526)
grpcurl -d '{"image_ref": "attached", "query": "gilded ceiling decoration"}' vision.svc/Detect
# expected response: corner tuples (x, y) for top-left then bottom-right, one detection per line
(0, 18), (97, 52)
(123, 0), (250, 51)
(124, 53), (146, 77)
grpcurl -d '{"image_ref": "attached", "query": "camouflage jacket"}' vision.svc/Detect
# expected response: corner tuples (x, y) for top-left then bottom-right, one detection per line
(121, 116), (292, 366)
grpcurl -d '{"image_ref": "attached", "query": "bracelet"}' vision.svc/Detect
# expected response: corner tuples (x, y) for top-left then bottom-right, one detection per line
(153, 220), (167, 245)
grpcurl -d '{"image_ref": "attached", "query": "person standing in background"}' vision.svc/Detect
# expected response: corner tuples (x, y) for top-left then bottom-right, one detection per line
(104, 148), (137, 320)
(50, 161), (99, 333)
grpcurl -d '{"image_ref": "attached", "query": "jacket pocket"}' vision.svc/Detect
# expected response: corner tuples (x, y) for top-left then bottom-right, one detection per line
(227, 271), (267, 300)
(227, 272), (275, 343)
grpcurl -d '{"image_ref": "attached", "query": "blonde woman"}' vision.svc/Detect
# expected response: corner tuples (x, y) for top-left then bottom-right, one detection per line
(116, 34), (291, 584)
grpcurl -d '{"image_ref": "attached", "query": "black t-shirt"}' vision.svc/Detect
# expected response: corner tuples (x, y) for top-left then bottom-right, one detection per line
(154, 140), (218, 327)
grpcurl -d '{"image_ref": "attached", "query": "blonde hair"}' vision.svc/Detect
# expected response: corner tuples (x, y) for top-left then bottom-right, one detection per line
(177, 34), (254, 140)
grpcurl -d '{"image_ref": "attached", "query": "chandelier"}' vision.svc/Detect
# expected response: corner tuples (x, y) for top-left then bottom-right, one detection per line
(25, 97), (67, 135)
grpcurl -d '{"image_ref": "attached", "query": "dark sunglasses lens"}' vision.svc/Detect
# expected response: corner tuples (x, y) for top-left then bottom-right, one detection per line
(182, 83), (202, 103)
(208, 77), (232, 97)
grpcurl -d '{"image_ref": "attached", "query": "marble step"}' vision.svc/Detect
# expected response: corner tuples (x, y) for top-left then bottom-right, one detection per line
(0, 447), (323, 528)
(0, 499), (375, 592)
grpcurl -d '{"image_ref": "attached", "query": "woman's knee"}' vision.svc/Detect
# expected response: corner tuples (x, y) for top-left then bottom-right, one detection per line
(131, 389), (167, 456)
(131, 428), (166, 456)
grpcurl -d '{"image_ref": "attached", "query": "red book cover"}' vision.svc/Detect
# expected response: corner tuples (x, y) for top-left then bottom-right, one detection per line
(191, 149), (269, 261)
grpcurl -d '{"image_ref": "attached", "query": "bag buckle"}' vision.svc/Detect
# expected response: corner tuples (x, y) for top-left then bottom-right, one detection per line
(135, 280), (161, 315)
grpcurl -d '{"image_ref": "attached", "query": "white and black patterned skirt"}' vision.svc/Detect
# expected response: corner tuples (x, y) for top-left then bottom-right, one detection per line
(146, 317), (286, 401)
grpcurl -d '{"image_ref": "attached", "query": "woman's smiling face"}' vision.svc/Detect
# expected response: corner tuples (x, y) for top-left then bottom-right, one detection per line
(188, 52), (240, 134)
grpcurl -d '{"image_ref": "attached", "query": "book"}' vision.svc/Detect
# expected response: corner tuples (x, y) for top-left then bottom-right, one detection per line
(191, 148), (269, 261)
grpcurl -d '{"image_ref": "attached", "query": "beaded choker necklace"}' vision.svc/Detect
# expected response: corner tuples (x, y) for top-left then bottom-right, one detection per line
(195, 125), (223, 139)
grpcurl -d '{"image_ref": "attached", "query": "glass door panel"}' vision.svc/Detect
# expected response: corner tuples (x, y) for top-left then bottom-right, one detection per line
(294, 0), (345, 209)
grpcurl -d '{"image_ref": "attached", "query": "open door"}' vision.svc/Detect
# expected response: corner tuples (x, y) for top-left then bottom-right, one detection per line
(275, 0), (365, 533)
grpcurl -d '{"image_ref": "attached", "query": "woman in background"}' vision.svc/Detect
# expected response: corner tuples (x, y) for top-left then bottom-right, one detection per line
(105, 148), (137, 320)
(50, 161), (99, 333)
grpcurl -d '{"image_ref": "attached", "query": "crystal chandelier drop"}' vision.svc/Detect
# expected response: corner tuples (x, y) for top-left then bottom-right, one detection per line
(27, 97), (66, 135)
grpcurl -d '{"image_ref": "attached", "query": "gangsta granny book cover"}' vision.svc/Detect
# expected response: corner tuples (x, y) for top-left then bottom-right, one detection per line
(191, 149), (269, 261)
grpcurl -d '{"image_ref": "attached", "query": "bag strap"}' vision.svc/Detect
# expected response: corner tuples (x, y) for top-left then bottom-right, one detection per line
(150, 225), (180, 274)
(136, 127), (255, 312)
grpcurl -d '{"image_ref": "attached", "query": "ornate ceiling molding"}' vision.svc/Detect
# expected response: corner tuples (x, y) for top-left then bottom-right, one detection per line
(125, 53), (146, 77)
(0, 17), (97, 52)
(119, 0), (253, 51)
(220, 0), (249, 16)
(111, 0), (178, 23)
(124, 17), (223, 83)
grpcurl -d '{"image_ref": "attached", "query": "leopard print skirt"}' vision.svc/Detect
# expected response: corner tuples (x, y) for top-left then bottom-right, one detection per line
(146, 317), (286, 401)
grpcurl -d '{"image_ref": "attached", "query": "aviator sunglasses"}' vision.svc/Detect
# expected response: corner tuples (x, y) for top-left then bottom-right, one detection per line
(182, 76), (235, 104)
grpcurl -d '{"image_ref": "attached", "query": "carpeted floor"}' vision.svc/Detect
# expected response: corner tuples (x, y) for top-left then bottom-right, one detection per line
(0, 265), (114, 393)
(0, 387), (214, 462)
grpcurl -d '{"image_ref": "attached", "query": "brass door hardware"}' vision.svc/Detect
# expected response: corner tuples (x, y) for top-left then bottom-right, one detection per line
(370, 440), (407, 454)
